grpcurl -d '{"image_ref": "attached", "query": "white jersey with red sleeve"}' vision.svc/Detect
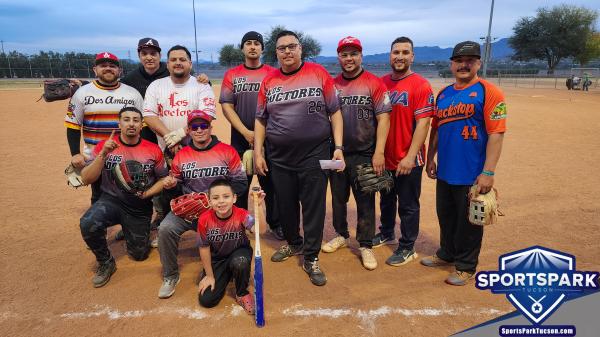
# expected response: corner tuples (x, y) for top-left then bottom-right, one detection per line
(142, 76), (216, 150)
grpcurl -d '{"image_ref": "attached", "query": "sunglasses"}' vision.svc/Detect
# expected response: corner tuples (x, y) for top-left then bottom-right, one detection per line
(190, 122), (210, 131)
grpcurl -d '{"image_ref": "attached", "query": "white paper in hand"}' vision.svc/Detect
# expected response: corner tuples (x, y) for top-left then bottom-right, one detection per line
(319, 160), (344, 170)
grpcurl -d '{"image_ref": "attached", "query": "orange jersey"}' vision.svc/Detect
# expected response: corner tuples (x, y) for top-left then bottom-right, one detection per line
(432, 79), (507, 185)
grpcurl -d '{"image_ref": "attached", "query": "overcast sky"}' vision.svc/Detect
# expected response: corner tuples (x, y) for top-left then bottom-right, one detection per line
(1, 0), (598, 60)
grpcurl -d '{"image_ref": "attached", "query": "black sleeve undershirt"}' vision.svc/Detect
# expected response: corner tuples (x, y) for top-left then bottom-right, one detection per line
(66, 128), (81, 156)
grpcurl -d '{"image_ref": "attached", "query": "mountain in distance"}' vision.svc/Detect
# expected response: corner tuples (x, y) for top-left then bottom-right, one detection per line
(315, 38), (513, 64)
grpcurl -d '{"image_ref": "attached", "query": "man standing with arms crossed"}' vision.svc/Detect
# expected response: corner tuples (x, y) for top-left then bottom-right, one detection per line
(320, 36), (391, 271)
(219, 31), (283, 239)
(372, 37), (434, 267)
(254, 30), (345, 286)
(423, 41), (507, 286)
(66, 52), (143, 204)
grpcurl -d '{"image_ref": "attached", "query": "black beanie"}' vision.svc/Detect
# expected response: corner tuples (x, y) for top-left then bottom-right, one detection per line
(241, 31), (264, 49)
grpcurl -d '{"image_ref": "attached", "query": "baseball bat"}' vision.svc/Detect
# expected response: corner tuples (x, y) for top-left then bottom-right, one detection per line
(252, 186), (265, 327)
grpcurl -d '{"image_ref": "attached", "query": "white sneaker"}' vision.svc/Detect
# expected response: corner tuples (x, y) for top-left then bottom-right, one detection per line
(150, 237), (159, 248)
(158, 276), (180, 299)
(321, 235), (348, 253)
(359, 247), (378, 270)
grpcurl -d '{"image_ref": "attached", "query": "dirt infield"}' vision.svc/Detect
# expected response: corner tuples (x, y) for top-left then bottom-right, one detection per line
(1, 82), (599, 337)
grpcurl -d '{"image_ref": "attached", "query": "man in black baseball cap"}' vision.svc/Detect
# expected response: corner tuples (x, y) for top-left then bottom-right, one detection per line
(137, 37), (162, 52)
(450, 41), (481, 60)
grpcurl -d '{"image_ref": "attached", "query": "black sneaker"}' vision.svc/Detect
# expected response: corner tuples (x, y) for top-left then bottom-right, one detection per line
(269, 226), (285, 241)
(386, 249), (418, 266)
(115, 229), (125, 241)
(303, 258), (327, 286)
(372, 232), (395, 248)
(271, 244), (302, 262)
(92, 258), (116, 288)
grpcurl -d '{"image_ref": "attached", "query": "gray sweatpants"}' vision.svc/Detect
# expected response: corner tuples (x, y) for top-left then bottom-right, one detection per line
(158, 211), (196, 279)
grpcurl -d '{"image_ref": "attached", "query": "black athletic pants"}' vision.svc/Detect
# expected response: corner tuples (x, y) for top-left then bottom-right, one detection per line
(330, 153), (375, 248)
(379, 166), (423, 251)
(270, 165), (328, 261)
(235, 150), (280, 230)
(435, 179), (483, 273)
(198, 246), (252, 308)
(80, 194), (152, 263)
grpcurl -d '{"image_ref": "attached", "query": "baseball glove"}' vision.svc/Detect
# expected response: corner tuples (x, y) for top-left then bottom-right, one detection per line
(355, 163), (394, 193)
(65, 163), (84, 188)
(112, 160), (150, 194)
(38, 79), (85, 102)
(170, 192), (211, 222)
(468, 185), (500, 226)
(242, 149), (253, 176)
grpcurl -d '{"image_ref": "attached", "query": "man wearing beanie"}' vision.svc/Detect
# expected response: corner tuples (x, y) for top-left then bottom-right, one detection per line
(219, 31), (283, 240)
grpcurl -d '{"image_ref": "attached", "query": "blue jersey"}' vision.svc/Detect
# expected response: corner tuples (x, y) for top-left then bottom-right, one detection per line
(433, 79), (507, 185)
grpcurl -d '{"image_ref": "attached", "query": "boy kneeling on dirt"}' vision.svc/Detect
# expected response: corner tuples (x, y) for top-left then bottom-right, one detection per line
(196, 179), (265, 314)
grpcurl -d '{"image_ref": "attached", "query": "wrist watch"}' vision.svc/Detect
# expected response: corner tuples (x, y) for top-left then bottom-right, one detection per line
(334, 145), (344, 151)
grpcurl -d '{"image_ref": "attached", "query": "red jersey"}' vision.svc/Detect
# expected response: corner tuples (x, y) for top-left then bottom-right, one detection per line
(219, 64), (276, 152)
(381, 72), (434, 170)
(334, 69), (391, 154)
(170, 137), (247, 195)
(89, 137), (168, 211)
(197, 206), (254, 261)
(256, 62), (340, 170)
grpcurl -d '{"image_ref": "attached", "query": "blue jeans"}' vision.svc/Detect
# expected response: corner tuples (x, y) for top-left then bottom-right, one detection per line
(378, 166), (423, 251)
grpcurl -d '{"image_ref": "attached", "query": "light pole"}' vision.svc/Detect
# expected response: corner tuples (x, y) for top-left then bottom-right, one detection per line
(1, 40), (13, 78)
(482, 0), (495, 78)
(192, 0), (200, 72)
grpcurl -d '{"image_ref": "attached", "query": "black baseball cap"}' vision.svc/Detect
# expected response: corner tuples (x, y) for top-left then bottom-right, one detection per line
(137, 38), (161, 52)
(241, 31), (264, 49)
(450, 41), (481, 60)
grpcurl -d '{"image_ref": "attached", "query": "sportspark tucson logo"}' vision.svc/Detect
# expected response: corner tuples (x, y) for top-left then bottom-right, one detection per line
(476, 246), (598, 336)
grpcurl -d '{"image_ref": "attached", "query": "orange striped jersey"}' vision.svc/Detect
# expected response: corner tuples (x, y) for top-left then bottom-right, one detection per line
(432, 79), (507, 185)
(381, 72), (434, 170)
(197, 206), (254, 260)
(65, 81), (143, 149)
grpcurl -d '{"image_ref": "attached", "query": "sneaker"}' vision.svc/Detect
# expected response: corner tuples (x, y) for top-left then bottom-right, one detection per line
(386, 249), (418, 266)
(268, 226), (285, 241)
(115, 229), (124, 241)
(271, 244), (302, 262)
(303, 258), (327, 286)
(359, 247), (378, 270)
(420, 254), (453, 267)
(150, 237), (159, 248)
(92, 258), (116, 288)
(158, 276), (180, 299)
(236, 293), (255, 315)
(321, 235), (348, 253)
(445, 270), (475, 286)
(372, 232), (395, 248)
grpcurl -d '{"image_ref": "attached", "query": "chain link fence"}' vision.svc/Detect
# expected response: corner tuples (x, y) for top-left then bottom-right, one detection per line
(0, 54), (597, 91)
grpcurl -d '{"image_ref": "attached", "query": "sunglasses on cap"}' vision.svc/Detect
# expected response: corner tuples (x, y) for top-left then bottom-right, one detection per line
(190, 122), (210, 131)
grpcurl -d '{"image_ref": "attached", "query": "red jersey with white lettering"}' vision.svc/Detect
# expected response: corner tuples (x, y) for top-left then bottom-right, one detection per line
(381, 72), (434, 170)
(334, 69), (391, 154)
(170, 137), (247, 195)
(142, 76), (216, 150)
(197, 206), (254, 261)
(88, 137), (168, 212)
(220, 64), (276, 152)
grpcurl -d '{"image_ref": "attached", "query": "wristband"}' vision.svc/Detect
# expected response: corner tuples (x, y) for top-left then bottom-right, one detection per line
(481, 170), (495, 176)
(334, 145), (344, 151)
